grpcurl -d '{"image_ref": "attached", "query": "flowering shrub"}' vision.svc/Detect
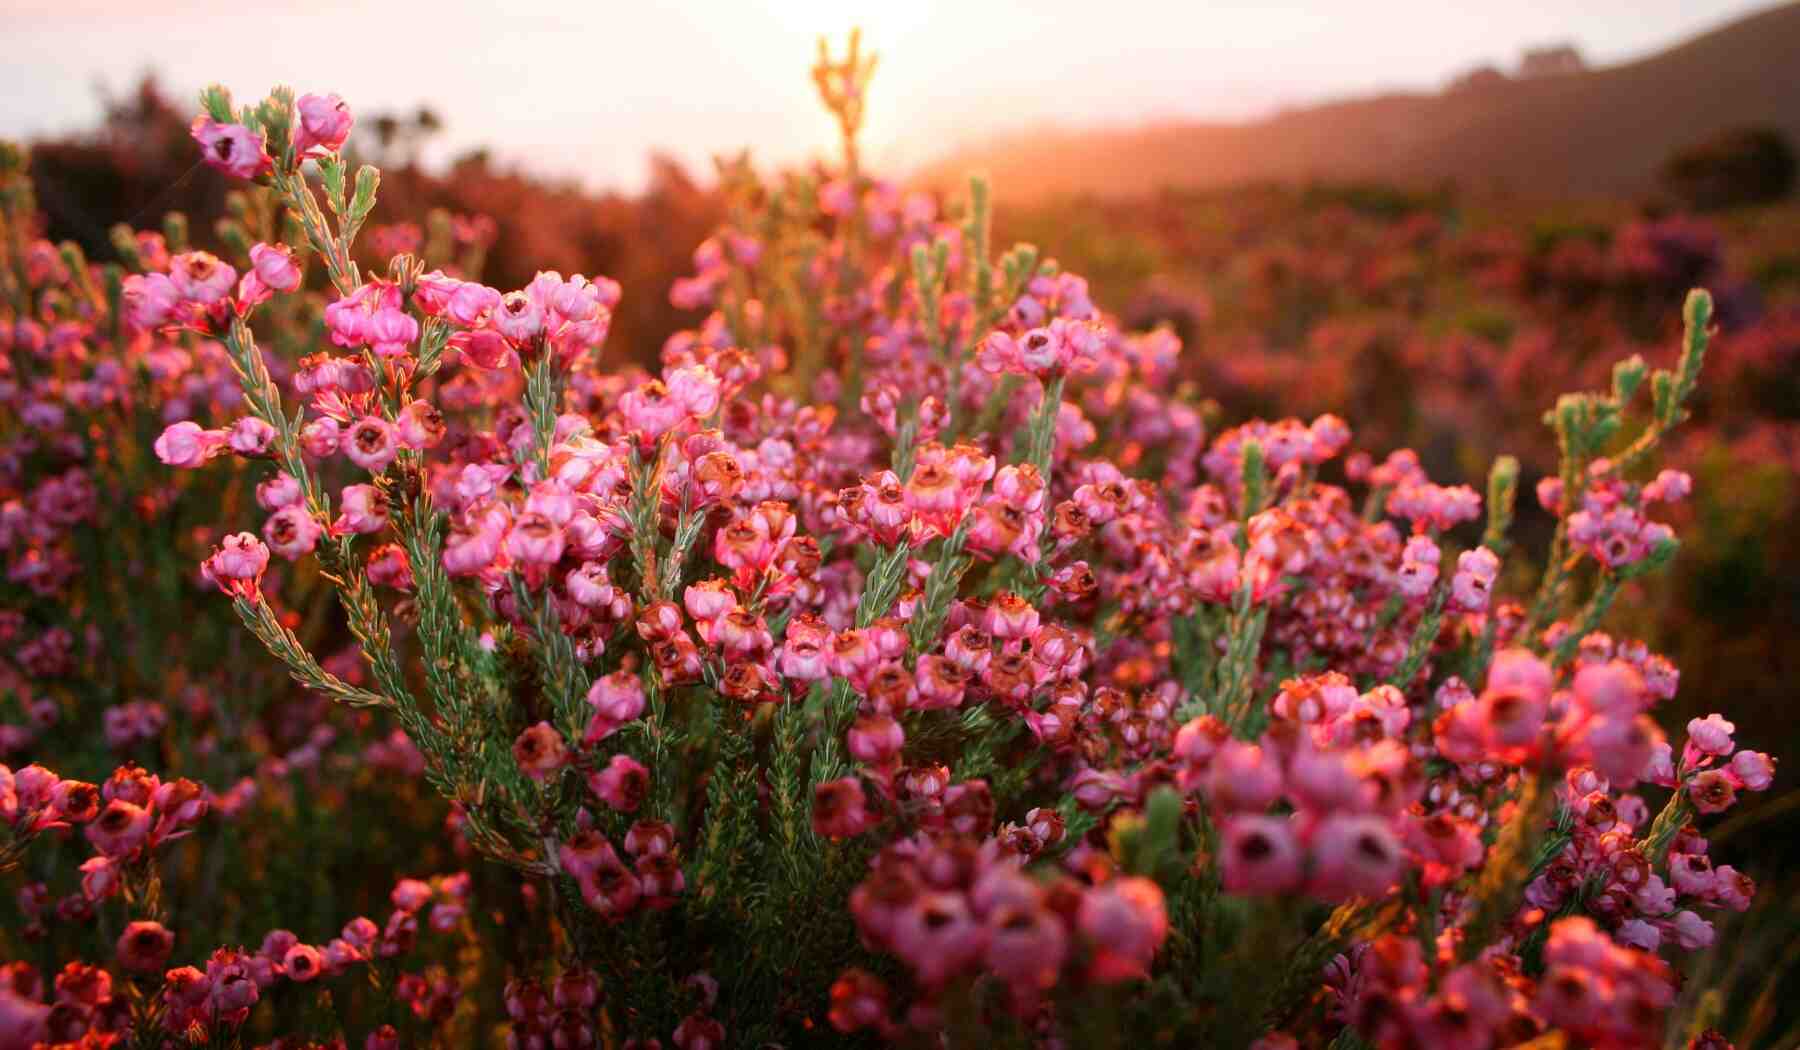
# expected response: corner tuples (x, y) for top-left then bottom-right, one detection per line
(0, 36), (1785, 1049)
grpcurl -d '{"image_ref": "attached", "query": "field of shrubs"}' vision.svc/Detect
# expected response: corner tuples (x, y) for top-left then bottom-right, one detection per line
(2, 38), (1796, 1049)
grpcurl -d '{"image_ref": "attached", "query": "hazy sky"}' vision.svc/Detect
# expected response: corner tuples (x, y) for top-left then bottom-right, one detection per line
(0, 0), (1778, 190)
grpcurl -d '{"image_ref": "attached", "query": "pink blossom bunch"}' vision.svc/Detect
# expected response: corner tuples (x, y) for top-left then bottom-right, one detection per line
(0, 39), (1784, 1049)
(151, 68), (1768, 1047)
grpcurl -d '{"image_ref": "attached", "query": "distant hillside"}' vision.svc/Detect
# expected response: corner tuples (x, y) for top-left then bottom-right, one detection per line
(921, 2), (1800, 200)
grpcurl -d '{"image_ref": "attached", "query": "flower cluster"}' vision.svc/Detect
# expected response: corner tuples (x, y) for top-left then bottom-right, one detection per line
(0, 39), (1784, 1050)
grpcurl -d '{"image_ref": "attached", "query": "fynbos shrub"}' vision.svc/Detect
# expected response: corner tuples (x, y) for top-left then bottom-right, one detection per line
(0, 36), (1780, 1050)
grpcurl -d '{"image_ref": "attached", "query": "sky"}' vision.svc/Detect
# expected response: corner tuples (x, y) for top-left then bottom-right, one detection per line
(0, 0), (1779, 191)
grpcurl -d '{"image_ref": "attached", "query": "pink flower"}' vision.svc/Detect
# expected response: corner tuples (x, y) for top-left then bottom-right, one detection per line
(683, 580), (737, 629)
(913, 655), (970, 711)
(1488, 648), (1552, 700)
(1616, 918), (1661, 952)
(117, 921), (175, 973)
(442, 515), (504, 577)
(123, 272), (180, 328)
(567, 562), (622, 610)
(228, 416), (277, 456)
(1220, 815), (1304, 894)
(171, 251), (238, 304)
(263, 505), (323, 559)
(1686, 714), (1736, 757)
(0, 987), (48, 1046)
(366, 544), (414, 590)
(981, 888), (1066, 1001)
(812, 777), (871, 839)
(1395, 534), (1440, 599)
(249, 242), (302, 293)
(577, 854), (642, 920)
(589, 754), (650, 812)
(1306, 815), (1404, 901)
(451, 327), (515, 369)
(1078, 877), (1168, 982)
(341, 917), (379, 949)
(86, 799), (151, 856)
(412, 270), (459, 314)
(342, 416), (399, 473)
(779, 620), (831, 682)
(191, 117), (272, 179)
(525, 482), (572, 525)
(1478, 680), (1548, 753)
(81, 854), (120, 900)
(559, 830), (622, 882)
(1727, 750), (1775, 791)
(1713, 865), (1756, 911)
(202, 533), (271, 598)
(584, 672), (646, 742)
(391, 878), (434, 913)
(325, 295), (372, 347)
(206, 948), (261, 1017)
(396, 400), (446, 449)
(827, 970), (890, 1034)
(283, 943), (324, 982)
(620, 380), (689, 438)
(512, 722), (568, 781)
(1643, 469), (1692, 503)
(160, 965), (212, 1031)
(1570, 660), (1646, 716)
(1449, 546), (1500, 612)
(885, 892), (983, 988)
(331, 484), (388, 536)
(368, 307), (419, 358)
(667, 364), (722, 418)
(847, 714), (905, 765)
(983, 592), (1041, 640)
(301, 417), (342, 458)
(506, 513), (565, 566)
(493, 291), (544, 343)
(1669, 852), (1714, 897)
(293, 93), (353, 155)
(447, 282), (502, 326)
(1207, 740), (1284, 811)
(1687, 769), (1737, 814)
(1669, 909), (1715, 950)
(1582, 713), (1658, 787)
(155, 421), (227, 468)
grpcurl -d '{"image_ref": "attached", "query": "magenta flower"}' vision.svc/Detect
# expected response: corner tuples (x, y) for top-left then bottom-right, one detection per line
(589, 754), (650, 813)
(331, 484), (389, 537)
(154, 421), (227, 469)
(201, 533), (271, 599)
(263, 505), (323, 560)
(249, 242), (302, 293)
(117, 921), (175, 973)
(122, 272), (181, 328)
(342, 417), (399, 474)
(293, 92), (353, 155)
(85, 799), (151, 857)
(812, 777), (871, 840)
(1078, 877), (1168, 983)
(1220, 816), (1304, 895)
(170, 250), (238, 304)
(513, 722), (569, 781)
(191, 117), (272, 179)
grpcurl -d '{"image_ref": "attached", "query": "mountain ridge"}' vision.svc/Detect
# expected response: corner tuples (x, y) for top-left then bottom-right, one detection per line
(919, 2), (1800, 200)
